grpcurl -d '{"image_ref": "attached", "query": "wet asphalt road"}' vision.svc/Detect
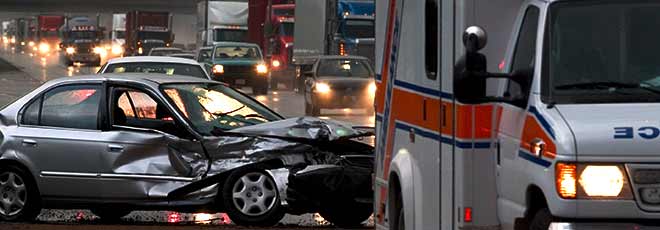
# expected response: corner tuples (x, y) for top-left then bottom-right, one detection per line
(0, 45), (374, 229)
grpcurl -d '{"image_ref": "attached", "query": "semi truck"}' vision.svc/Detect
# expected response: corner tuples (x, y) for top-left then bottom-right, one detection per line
(15, 17), (37, 51)
(125, 11), (174, 56)
(248, 0), (295, 89)
(291, 0), (375, 91)
(197, 0), (249, 48)
(110, 13), (126, 56)
(375, 0), (660, 229)
(59, 16), (103, 66)
(35, 15), (65, 55)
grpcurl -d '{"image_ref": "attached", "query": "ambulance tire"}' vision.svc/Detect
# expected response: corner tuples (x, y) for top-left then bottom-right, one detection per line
(529, 208), (553, 230)
(319, 201), (372, 228)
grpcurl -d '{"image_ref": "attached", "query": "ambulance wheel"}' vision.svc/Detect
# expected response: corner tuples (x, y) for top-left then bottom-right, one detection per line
(319, 201), (372, 228)
(222, 166), (284, 227)
(529, 208), (553, 230)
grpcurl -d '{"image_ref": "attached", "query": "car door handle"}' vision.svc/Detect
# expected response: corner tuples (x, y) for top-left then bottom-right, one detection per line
(22, 139), (37, 147)
(107, 144), (124, 152)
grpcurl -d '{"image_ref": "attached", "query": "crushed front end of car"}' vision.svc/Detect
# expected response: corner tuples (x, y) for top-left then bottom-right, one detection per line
(167, 116), (374, 227)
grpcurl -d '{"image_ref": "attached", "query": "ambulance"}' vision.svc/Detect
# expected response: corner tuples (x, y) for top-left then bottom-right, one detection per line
(374, 0), (660, 229)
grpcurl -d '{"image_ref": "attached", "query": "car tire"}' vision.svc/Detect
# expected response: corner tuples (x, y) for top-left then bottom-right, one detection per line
(91, 208), (131, 222)
(319, 201), (372, 228)
(529, 208), (553, 230)
(0, 165), (41, 222)
(222, 166), (284, 227)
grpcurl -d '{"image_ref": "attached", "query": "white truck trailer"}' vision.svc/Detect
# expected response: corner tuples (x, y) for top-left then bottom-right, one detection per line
(374, 0), (660, 229)
(196, 0), (249, 48)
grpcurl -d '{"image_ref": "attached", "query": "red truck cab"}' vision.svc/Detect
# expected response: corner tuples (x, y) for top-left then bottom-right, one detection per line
(36, 15), (64, 55)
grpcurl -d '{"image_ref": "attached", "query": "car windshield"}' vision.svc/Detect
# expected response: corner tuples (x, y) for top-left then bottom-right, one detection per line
(214, 46), (261, 59)
(547, 0), (660, 103)
(274, 8), (294, 17)
(317, 59), (371, 78)
(150, 49), (182, 56)
(343, 19), (374, 38)
(161, 83), (281, 134)
(104, 62), (208, 79)
(70, 31), (96, 39)
(279, 22), (294, 37)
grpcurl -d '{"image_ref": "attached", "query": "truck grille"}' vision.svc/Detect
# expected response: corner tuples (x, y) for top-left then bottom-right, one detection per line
(76, 43), (92, 54)
(223, 65), (254, 76)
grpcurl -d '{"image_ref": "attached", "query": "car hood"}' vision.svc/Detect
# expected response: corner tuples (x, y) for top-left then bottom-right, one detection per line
(212, 59), (261, 66)
(557, 104), (660, 157)
(231, 116), (371, 141)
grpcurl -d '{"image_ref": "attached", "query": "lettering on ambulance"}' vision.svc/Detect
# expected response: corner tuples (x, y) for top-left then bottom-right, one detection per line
(518, 106), (556, 167)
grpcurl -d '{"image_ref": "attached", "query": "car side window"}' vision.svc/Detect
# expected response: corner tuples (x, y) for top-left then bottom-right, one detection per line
(425, 0), (439, 80)
(22, 84), (101, 130)
(505, 6), (540, 105)
(112, 88), (188, 138)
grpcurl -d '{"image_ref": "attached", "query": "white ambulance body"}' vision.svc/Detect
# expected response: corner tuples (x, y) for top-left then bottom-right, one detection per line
(375, 0), (660, 229)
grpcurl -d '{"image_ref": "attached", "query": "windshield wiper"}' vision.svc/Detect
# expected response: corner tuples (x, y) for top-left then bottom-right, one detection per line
(555, 81), (638, 90)
(555, 81), (660, 95)
(214, 105), (246, 116)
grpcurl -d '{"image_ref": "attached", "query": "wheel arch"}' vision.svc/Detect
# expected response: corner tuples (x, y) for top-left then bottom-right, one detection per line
(525, 184), (548, 220)
(388, 149), (416, 229)
(0, 158), (41, 196)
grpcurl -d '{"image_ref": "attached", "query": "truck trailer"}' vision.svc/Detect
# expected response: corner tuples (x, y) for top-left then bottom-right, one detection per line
(125, 11), (174, 56)
(291, 0), (375, 91)
(197, 0), (249, 48)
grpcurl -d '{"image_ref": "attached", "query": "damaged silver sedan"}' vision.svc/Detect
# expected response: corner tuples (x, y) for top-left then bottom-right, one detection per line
(0, 73), (374, 227)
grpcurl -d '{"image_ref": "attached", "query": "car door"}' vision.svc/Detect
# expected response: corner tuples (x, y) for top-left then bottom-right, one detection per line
(497, 5), (540, 213)
(98, 85), (207, 200)
(14, 83), (104, 198)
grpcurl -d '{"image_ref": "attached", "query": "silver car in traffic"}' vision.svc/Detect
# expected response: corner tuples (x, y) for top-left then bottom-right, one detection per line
(0, 74), (374, 227)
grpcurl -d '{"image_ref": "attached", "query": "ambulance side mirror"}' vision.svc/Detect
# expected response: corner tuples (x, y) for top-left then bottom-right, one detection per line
(455, 26), (489, 103)
(455, 26), (523, 105)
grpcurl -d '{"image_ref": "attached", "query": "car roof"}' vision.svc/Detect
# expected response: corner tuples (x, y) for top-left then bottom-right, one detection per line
(151, 47), (182, 51)
(47, 73), (216, 85)
(106, 56), (202, 65)
(316, 55), (369, 60)
(212, 41), (260, 47)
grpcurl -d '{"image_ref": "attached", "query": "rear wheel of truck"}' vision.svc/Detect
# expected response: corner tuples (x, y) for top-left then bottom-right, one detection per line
(91, 208), (131, 222)
(222, 166), (284, 227)
(0, 165), (41, 222)
(320, 201), (372, 228)
(529, 208), (553, 230)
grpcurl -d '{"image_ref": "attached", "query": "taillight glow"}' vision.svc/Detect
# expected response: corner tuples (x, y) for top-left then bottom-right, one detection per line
(464, 207), (472, 222)
(168, 212), (181, 223)
(339, 42), (346, 56)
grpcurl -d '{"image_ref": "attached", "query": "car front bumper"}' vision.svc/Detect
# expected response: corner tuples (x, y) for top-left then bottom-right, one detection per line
(67, 53), (100, 62)
(312, 92), (374, 109)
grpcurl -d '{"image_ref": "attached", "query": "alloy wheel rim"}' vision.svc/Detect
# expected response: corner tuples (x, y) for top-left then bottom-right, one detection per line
(232, 172), (277, 216)
(0, 172), (27, 216)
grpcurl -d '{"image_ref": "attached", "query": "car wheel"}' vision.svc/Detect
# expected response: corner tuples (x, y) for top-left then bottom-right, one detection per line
(0, 165), (40, 222)
(91, 208), (131, 222)
(222, 166), (284, 227)
(319, 201), (372, 228)
(529, 208), (553, 230)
